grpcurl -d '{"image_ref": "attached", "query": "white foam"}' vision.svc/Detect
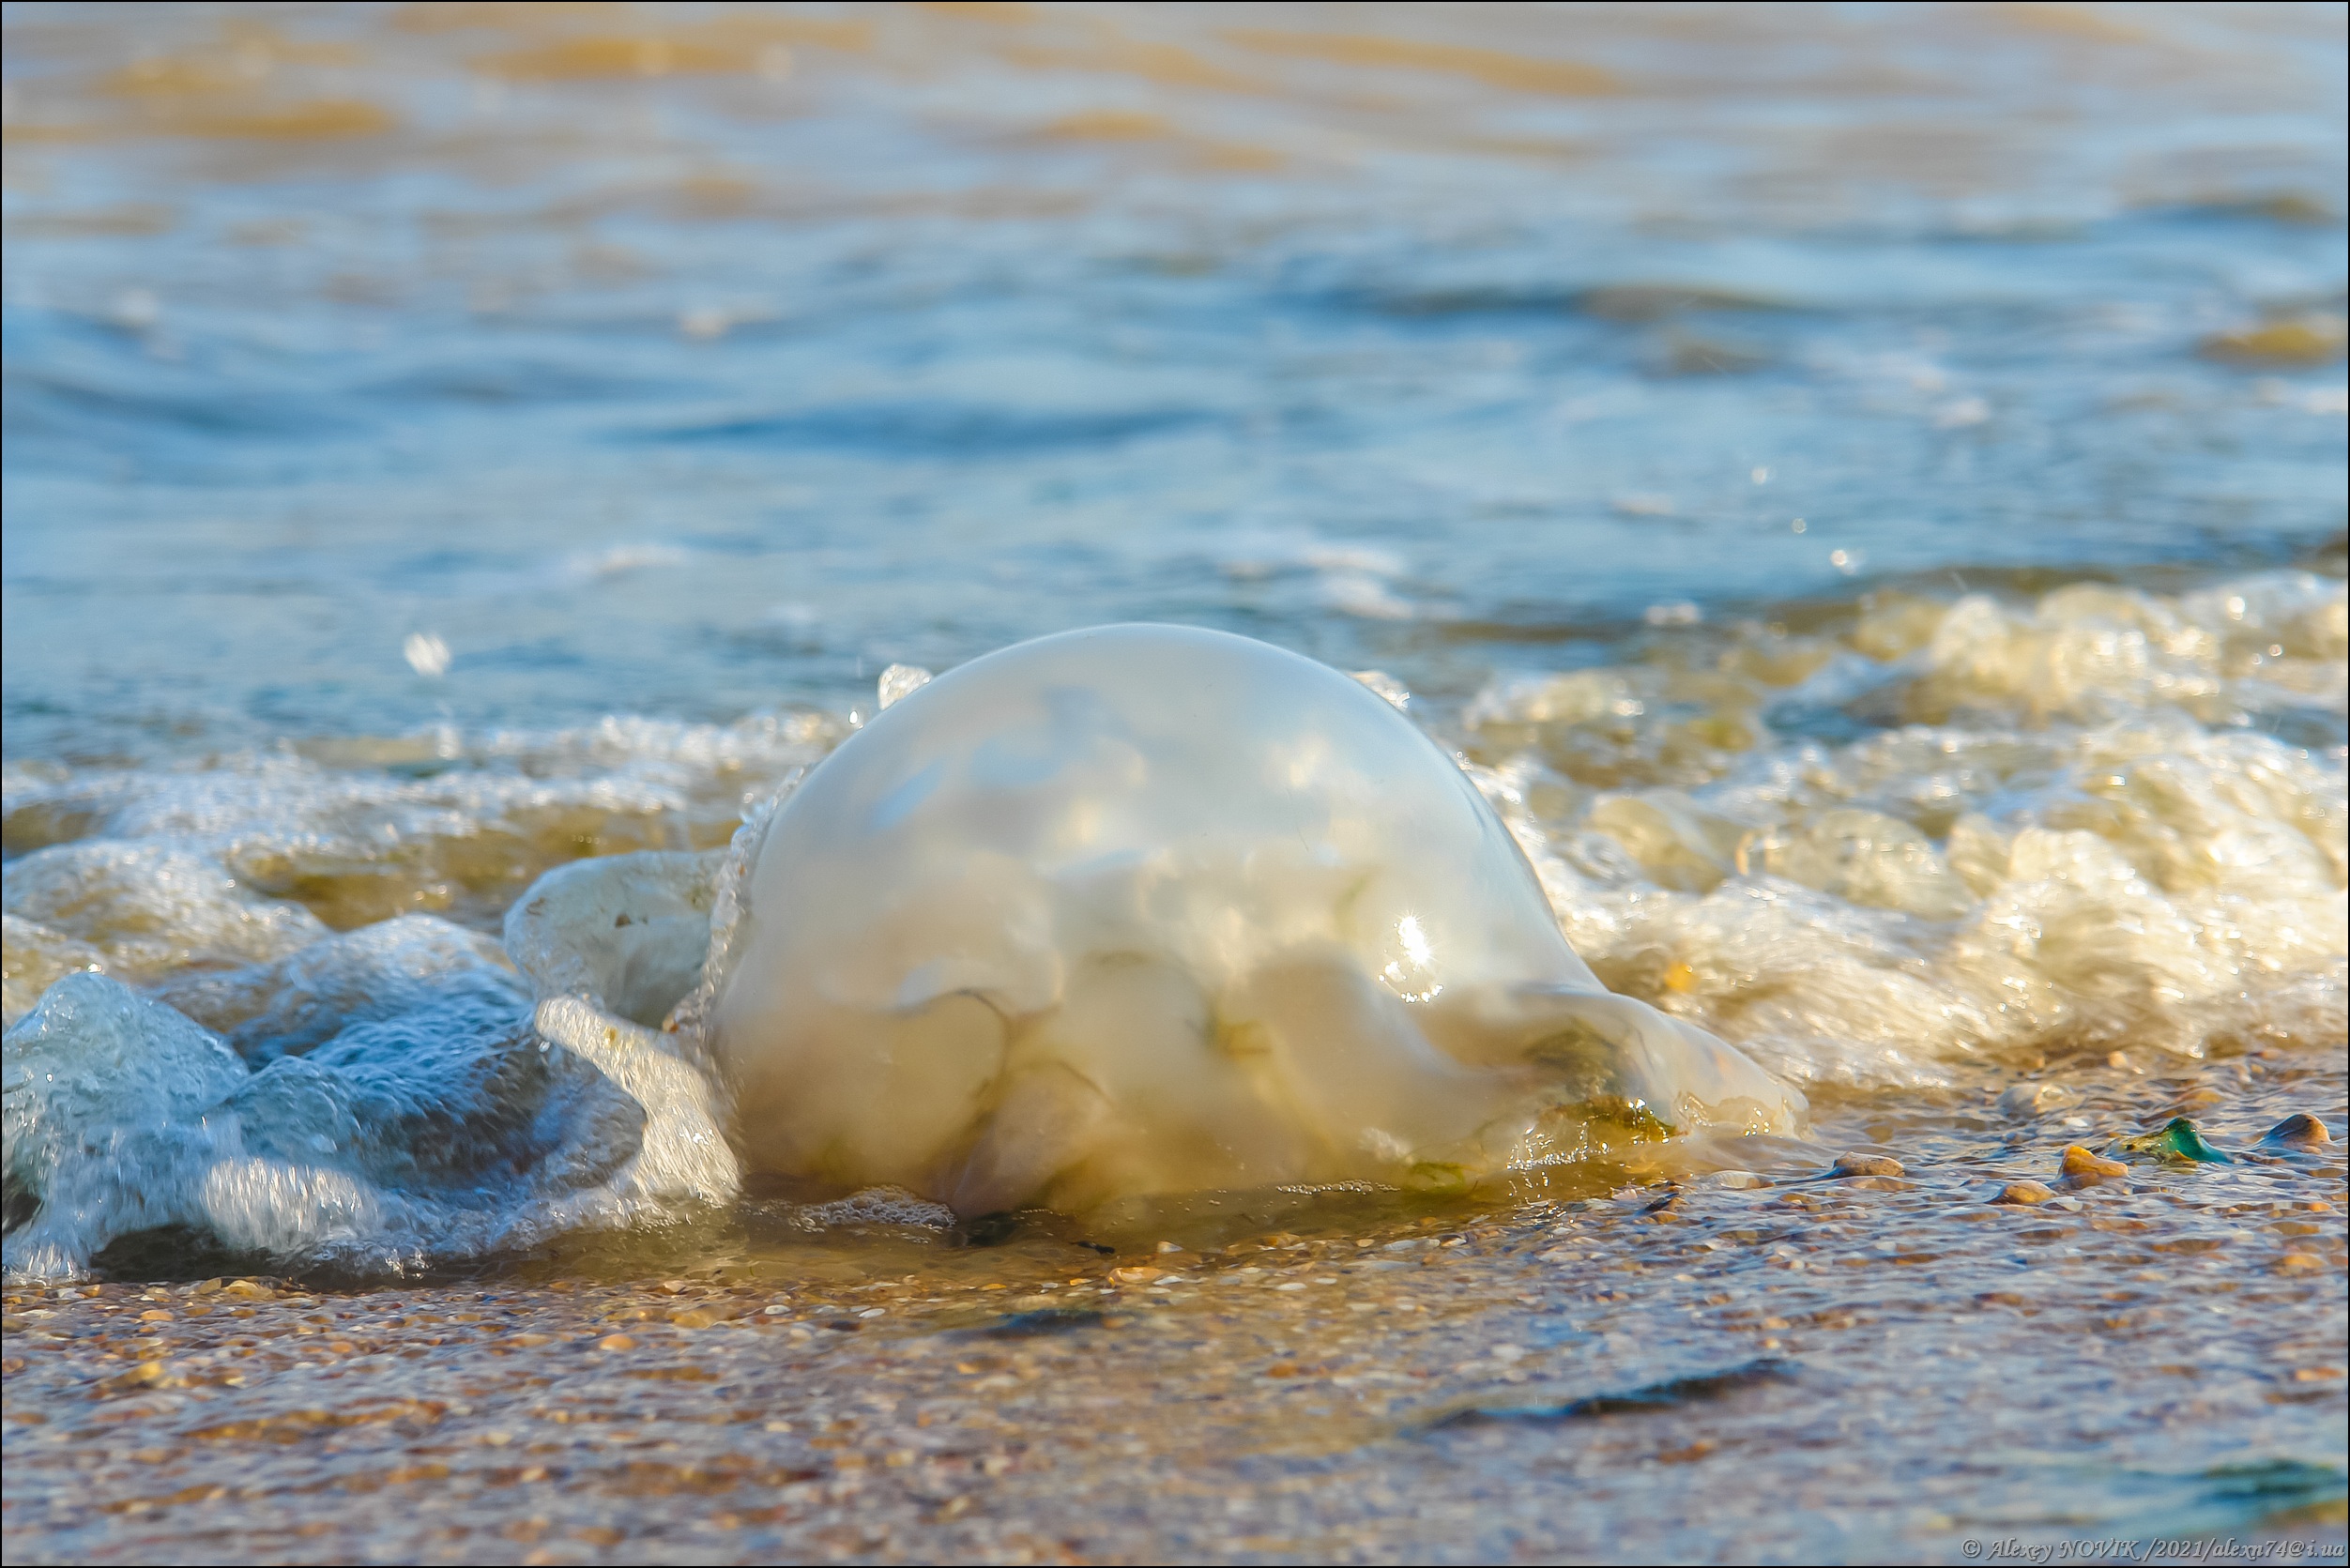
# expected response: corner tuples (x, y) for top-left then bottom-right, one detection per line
(1464, 572), (2348, 1087)
(2, 576), (2339, 1273)
(3, 841), (329, 983)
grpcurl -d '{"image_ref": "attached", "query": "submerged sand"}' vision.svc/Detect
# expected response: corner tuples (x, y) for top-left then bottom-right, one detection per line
(6, 1049), (2342, 1564)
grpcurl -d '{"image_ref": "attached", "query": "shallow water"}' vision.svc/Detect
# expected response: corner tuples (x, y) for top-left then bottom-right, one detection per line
(4, 2), (2346, 1560)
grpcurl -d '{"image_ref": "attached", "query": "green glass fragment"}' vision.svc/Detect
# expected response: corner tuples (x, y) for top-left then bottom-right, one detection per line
(2116, 1117), (2233, 1165)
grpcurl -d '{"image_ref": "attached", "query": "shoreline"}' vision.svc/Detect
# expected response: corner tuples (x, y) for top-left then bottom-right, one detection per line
(8, 1059), (2343, 1564)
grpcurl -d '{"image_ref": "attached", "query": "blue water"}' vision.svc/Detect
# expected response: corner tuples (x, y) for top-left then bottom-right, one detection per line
(3, 2), (2342, 762)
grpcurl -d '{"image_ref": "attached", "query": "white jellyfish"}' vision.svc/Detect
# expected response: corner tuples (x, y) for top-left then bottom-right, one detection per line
(640, 624), (1798, 1215)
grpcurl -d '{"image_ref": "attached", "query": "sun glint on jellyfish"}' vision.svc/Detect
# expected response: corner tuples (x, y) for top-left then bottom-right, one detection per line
(706, 625), (1803, 1215)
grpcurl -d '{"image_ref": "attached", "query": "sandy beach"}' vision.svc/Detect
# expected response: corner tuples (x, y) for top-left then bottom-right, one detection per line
(8, 1044), (2342, 1561)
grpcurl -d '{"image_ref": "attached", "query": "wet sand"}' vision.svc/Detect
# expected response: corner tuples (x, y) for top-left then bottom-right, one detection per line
(8, 1050), (2342, 1564)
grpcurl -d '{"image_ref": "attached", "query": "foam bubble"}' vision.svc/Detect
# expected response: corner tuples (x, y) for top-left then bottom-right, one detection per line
(793, 1186), (957, 1231)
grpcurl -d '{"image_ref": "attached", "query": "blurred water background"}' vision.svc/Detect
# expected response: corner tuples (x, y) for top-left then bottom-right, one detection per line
(4, 1), (2342, 760)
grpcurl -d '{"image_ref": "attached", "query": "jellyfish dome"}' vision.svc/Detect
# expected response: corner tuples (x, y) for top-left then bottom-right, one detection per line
(708, 624), (1801, 1215)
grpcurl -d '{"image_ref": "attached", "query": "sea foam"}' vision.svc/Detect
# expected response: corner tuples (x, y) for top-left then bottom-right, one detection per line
(6, 577), (2341, 1278)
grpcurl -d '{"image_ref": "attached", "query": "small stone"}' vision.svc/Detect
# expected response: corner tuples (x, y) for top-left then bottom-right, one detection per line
(1998, 1083), (2076, 1119)
(222, 1280), (273, 1301)
(100, 1361), (169, 1393)
(2273, 1254), (2326, 1274)
(596, 1333), (636, 1351)
(2258, 1113), (2330, 1153)
(1832, 1153), (1904, 1179)
(1108, 1266), (1163, 1285)
(2059, 1145), (2128, 1185)
(1155, 1241), (1184, 1254)
(1705, 1171), (1770, 1190)
(669, 1309), (717, 1330)
(1993, 1181), (2055, 1206)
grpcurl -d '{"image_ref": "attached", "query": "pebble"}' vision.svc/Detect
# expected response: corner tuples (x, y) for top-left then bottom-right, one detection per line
(1992, 1181), (2055, 1206)
(2059, 1145), (2128, 1185)
(1998, 1084), (2077, 1118)
(2259, 1113), (2330, 1152)
(596, 1333), (636, 1351)
(1831, 1153), (1904, 1179)
(1704, 1171), (1771, 1190)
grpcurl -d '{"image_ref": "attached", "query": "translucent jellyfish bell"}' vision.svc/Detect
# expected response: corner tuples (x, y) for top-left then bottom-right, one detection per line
(711, 625), (1801, 1214)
